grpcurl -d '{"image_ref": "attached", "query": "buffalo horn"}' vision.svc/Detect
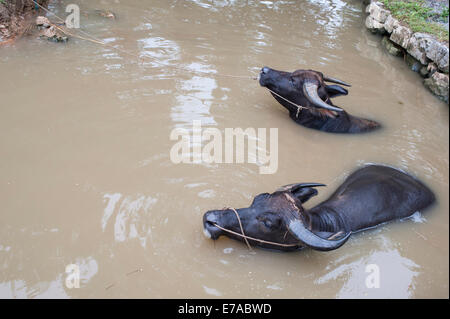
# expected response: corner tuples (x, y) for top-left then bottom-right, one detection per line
(303, 81), (343, 112)
(287, 218), (351, 251)
(277, 183), (326, 192)
(323, 76), (351, 87)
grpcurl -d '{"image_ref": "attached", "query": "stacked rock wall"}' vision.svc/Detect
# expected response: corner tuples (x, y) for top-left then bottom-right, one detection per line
(365, 0), (449, 103)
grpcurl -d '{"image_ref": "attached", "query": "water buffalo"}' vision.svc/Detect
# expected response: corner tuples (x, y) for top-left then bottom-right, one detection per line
(203, 165), (435, 252)
(258, 67), (380, 133)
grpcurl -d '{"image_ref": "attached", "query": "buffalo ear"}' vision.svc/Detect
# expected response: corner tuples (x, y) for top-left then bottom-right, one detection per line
(292, 187), (319, 203)
(277, 183), (325, 203)
(251, 193), (271, 206)
(325, 84), (348, 98)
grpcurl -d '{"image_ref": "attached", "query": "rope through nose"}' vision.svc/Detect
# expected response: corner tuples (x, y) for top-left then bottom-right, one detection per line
(211, 222), (301, 248)
(212, 207), (301, 249)
(228, 207), (253, 251)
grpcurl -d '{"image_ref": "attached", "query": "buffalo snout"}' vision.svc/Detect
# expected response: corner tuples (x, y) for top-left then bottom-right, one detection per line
(258, 66), (273, 87)
(203, 210), (224, 240)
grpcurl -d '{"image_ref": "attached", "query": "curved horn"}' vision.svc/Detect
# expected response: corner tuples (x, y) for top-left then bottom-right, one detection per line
(323, 76), (351, 87)
(303, 81), (343, 112)
(277, 183), (326, 192)
(287, 219), (351, 251)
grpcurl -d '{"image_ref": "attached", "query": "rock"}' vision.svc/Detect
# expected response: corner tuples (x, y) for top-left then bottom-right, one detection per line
(424, 72), (449, 103)
(419, 66), (429, 77)
(425, 41), (449, 73)
(103, 12), (116, 19)
(41, 25), (56, 38)
(381, 35), (403, 56)
(44, 34), (68, 42)
(36, 16), (50, 26)
(39, 26), (68, 43)
(365, 16), (385, 34)
(367, 2), (390, 23)
(406, 33), (434, 65)
(384, 15), (400, 33)
(390, 25), (412, 48)
(427, 62), (438, 76)
(405, 54), (423, 73)
(95, 9), (116, 19)
(52, 35), (68, 43)
(1, 28), (10, 37)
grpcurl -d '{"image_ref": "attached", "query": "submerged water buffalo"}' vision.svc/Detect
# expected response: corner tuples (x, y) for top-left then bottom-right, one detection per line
(203, 165), (435, 252)
(259, 67), (380, 133)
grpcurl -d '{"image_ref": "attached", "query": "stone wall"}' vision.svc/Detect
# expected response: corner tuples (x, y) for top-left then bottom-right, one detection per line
(364, 0), (449, 103)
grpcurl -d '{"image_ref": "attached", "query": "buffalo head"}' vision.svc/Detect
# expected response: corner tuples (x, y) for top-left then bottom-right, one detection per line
(259, 67), (351, 113)
(203, 183), (350, 252)
(258, 67), (380, 133)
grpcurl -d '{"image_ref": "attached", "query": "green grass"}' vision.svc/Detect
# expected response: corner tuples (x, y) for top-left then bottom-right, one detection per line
(441, 7), (449, 19)
(381, 0), (449, 42)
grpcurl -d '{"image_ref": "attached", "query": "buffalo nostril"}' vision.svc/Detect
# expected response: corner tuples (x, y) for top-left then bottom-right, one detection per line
(203, 211), (223, 240)
(203, 211), (218, 224)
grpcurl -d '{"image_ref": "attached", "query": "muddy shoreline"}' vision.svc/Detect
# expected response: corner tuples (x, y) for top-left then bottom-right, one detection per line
(0, 0), (48, 44)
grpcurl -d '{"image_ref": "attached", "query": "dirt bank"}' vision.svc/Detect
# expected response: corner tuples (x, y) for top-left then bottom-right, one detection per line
(0, 0), (49, 44)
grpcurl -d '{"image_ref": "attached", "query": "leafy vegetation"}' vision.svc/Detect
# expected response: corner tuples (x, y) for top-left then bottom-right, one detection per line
(381, 0), (449, 41)
(441, 7), (449, 19)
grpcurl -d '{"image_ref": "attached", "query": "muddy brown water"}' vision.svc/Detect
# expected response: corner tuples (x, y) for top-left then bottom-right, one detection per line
(0, 0), (448, 298)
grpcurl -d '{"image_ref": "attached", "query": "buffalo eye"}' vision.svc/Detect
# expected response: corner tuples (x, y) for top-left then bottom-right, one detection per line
(259, 214), (280, 229)
(263, 219), (273, 228)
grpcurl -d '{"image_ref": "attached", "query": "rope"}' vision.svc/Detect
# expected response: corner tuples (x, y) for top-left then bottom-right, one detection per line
(229, 207), (252, 250)
(266, 87), (309, 117)
(31, 1), (309, 118)
(211, 222), (300, 248)
(214, 203), (342, 249)
(51, 24), (105, 44)
(212, 207), (301, 249)
(30, 0), (255, 80)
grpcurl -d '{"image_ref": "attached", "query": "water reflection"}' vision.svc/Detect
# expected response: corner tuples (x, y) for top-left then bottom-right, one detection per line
(102, 193), (159, 248)
(203, 285), (223, 296)
(75, 256), (99, 286)
(0, 276), (69, 299)
(138, 36), (180, 72)
(317, 236), (420, 298)
(0, 255), (97, 298)
(170, 55), (219, 127)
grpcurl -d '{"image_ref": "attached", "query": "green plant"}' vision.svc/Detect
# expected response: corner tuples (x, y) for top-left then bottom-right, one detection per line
(382, 0), (432, 20)
(441, 7), (449, 19)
